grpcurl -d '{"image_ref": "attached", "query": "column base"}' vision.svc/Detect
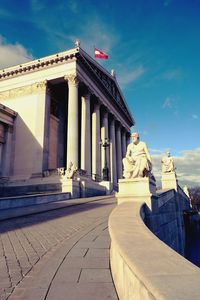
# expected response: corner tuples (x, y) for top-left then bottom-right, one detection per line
(161, 172), (178, 191)
(116, 177), (157, 209)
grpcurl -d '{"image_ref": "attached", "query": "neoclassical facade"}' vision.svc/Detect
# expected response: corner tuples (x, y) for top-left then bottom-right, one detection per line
(0, 43), (134, 195)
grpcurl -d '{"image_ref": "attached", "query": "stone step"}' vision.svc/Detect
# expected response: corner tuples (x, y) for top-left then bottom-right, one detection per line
(0, 191), (71, 210)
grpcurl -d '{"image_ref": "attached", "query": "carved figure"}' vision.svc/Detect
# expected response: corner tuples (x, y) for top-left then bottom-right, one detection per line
(57, 168), (65, 175)
(161, 152), (175, 173)
(65, 162), (78, 179)
(123, 133), (152, 179)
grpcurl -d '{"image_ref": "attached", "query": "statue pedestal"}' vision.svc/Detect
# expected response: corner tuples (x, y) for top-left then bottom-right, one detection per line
(116, 177), (157, 209)
(61, 178), (81, 198)
(161, 172), (178, 191)
(61, 176), (106, 198)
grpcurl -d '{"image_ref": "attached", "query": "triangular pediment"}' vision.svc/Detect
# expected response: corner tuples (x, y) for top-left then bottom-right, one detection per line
(78, 48), (134, 126)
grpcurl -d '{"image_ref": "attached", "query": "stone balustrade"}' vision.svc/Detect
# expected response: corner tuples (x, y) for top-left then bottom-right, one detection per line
(109, 200), (200, 300)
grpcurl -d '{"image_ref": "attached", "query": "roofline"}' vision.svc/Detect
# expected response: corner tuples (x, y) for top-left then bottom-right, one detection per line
(79, 47), (135, 125)
(0, 47), (79, 80)
(0, 46), (134, 125)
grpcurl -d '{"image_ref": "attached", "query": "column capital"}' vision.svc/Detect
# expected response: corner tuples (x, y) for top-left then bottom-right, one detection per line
(93, 97), (102, 108)
(116, 121), (122, 130)
(64, 74), (79, 86)
(109, 115), (116, 127)
(121, 127), (127, 135)
(94, 100), (100, 109)
(81, 86), (92, 98)
(109, 112), (116, 121)
(102, 108), (108, 118)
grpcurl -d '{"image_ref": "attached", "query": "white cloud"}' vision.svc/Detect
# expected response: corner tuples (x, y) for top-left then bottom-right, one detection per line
(150, 149), (163, 155)
(192, 114), (198, 119)
(0, 36), (33, 69)
(162, 69), (182, 80)
(162, 97), (172, 109)
(151, 148), (200, 188)
(78, 20), (118, 55)
(118, 65), (145, 86)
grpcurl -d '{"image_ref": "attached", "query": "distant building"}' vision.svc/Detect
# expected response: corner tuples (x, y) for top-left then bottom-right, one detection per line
(0, 43), (134, 197)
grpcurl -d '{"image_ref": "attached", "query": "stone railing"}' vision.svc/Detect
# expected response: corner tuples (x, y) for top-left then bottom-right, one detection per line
(145, 188), (186, 255)
(109, 200), (200, 300)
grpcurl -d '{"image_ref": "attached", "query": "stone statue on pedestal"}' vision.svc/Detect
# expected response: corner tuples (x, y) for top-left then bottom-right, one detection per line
(65, 162), (78, 179)
(122, 132), (152, 179)
(161, 152), (175, 173)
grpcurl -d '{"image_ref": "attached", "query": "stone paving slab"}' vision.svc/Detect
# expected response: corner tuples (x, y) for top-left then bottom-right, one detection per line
(0, 196), (118, 300)
(47, 283), (118, 300)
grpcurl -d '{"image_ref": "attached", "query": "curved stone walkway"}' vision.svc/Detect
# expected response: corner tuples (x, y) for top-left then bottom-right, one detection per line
(0, 196), (118, 300)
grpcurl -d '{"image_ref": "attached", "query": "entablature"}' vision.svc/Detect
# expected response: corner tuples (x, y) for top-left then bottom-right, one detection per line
(0, 48), (79, 81)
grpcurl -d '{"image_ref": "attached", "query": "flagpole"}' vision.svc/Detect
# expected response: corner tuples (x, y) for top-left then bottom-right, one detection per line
(93, 45), (95, 58)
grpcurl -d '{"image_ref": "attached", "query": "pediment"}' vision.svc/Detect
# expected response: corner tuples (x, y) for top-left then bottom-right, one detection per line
(78, 49), (134, 125)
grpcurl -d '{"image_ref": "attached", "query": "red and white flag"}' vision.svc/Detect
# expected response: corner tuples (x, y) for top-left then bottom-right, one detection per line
(94, 47), (108, 59)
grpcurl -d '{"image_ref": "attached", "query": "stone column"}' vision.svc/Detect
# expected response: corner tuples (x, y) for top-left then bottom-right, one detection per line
(92, 101), (101, 180)
(81, 92), (91, 176)
(126, 133), (130, 147)
(42, 88), (51, 172)
(1, 125), (13, 176)
(122, 130), (127, 159)
(101, 110), (110, 180)
(116, 124), (122, 179)
(65, 74), (79, 168)
(33, 80), (48, 175)
(110, 117), (117, 188)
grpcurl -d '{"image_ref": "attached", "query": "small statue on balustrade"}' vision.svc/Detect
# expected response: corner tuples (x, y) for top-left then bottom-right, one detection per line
(65, 162), (78, 179)
(161, 151), (176, 173)
(122, 132), (152, 179)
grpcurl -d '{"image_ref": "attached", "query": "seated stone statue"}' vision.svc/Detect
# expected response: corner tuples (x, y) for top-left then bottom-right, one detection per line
(123, 132), (152, 179)
(65, 162), (78, 179)
(161, 152), (175, 173)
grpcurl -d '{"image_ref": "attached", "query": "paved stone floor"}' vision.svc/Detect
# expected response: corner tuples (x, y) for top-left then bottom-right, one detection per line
(0, 196), (118, 300)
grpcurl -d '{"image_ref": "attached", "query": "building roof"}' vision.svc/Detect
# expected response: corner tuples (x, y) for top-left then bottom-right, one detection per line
(0, 46), (134, 126)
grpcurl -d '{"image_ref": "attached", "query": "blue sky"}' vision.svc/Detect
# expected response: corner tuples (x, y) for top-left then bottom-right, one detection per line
(0, 0), (200, 186)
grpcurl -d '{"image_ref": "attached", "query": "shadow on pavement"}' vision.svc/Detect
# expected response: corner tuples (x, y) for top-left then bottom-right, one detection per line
(0, 199), (115, 234)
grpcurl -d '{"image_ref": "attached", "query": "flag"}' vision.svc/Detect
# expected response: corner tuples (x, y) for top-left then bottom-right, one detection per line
(94, 47), (108, 59)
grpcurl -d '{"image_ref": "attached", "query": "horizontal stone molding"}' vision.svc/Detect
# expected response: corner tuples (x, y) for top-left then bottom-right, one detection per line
(109, 201), (200, 300)
(0, 48), (78, 80)
(0, 81), (48, 99)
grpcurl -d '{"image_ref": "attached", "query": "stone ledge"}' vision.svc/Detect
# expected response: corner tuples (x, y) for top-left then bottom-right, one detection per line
(108, 202), (200, 300)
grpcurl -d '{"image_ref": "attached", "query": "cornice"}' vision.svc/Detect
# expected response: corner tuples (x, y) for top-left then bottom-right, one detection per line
(0, 103), (17, 118)
(0, 48), (79, 81)
(77, 55), (134, 127)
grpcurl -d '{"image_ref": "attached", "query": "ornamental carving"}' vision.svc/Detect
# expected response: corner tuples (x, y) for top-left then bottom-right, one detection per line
(64, 74), (79, 86)
(0, 80), (48, 99)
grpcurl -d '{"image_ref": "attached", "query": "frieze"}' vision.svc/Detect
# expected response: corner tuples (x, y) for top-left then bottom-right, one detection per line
(0, 81), (48, 100)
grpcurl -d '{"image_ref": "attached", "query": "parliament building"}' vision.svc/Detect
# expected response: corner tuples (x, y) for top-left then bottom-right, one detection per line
(0, 42), (134, 197)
